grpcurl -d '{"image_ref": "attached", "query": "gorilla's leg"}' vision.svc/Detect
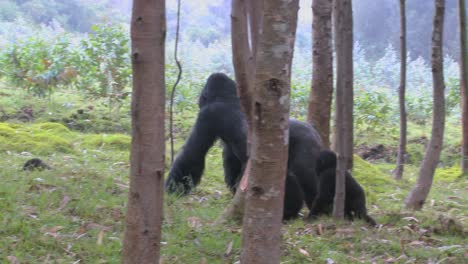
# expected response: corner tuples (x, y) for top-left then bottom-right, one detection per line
(222, 144), (243, 192)
(289, 163), (319, 216)
(283, 172), (304, 220)
(308, 168), (335, 219)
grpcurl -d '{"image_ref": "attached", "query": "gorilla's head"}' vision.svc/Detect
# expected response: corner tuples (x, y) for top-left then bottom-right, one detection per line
(316, 150), (337, 174)
(198, 73), (239, 108)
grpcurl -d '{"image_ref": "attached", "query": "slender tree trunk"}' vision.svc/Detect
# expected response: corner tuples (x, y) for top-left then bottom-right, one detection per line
(240, 0), (299, 263)
(122, 0), (166, 263)
(394, 0), (408, 180)
(406, 0), (445, 210)
(332, 0), (353, 218)
(308, 0), (333, 149)
(459, 0), (468, 173)
(219, 0), (263, 223)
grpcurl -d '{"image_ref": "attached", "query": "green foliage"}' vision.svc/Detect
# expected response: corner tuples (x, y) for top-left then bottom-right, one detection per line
(0, 34), (77, 97)
(354, 89), (397, 139)
(74, 23), (131, 119)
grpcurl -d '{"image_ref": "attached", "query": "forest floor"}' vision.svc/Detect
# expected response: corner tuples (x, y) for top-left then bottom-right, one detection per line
(0, 86), (467, 263)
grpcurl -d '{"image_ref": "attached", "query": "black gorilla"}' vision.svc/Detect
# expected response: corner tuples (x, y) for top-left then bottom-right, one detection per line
(165, 73), (322, 220)
(309, 150), (377, 226)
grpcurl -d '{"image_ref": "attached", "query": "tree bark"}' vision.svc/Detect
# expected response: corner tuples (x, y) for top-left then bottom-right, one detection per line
(122, 0), (166, 263)
(393, 0), (408, 180)
(406, 0), (445, 210)
(459, 0), (468, 173)
(218, 0), (263, 224)
(332, 0), (353, 218)
(308, 0), (333, 149)
(240, 0), (299, 263)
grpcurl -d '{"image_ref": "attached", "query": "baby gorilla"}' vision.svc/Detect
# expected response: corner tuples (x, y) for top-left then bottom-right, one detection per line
(309, 150), (377, 226)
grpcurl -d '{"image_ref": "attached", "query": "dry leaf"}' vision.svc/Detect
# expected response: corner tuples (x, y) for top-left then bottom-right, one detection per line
(402, 216), (419, 223)
(299, 248), (310, 257)
(317, 224), (324, 235)
(408, 240), (425, 247)
(224, 240), (233, 257)
(200, 257), (207, 264)
(97, 230), (105, 245)
(187, 216), (202, 230)
(57, 195), (70, 211)
(7, 256), (19, 264)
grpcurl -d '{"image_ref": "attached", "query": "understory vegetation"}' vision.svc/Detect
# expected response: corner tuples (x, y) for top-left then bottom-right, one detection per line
(0, 82), (466, 263)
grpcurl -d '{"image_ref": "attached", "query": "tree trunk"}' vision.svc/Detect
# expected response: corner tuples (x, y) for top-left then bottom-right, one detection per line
(332, 0), (353, 218)
(406, 0), (445, 210)
(308, 0), (333, 149)
(459, 0), (468, 173)
(122, 0), (166, 263)
(240, 0), (299, 263)
(218, 0), (262, 224)
(393, 0), (408, 180)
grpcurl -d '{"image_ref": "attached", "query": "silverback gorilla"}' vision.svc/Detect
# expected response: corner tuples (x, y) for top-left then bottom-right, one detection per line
(165, 73), (322, 220)
(310, 150), (377, 226)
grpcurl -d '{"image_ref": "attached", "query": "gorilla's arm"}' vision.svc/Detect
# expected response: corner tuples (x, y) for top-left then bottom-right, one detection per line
(218, 107), (248, 190)
(165, 107), (219, 194)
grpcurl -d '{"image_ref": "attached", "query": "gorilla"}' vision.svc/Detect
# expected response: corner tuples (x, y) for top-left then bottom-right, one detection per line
(165, 73), (322, 220)
(309, 150), (377, 226)
(23, 158), (52, 171)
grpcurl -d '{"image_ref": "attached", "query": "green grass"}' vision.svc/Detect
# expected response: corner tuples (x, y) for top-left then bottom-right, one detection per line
(0, 84), (466, 263)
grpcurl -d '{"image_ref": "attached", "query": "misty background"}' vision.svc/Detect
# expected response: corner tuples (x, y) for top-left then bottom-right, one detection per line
(0, 0), (465, 108)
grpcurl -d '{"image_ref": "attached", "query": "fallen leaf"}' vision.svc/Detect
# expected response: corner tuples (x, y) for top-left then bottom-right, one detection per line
(200, 257), (207, 264)
(85, 223), (111, 231)
(299, 248), (310, 257)
(97, 230), (105, 245)
(57, 195), (70, 211)
(224, 240), (233, 257)
(408, 240), (425, 247)
(317, 224), (324, 235)
(7, 256), (19, 264)
(187, 216), (202, 230)
(402, 216), (419, 223)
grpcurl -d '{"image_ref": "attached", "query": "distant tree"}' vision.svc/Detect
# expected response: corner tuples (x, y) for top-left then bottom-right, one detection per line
(122, 0), (166, 262)
(393, 0), (408, 180)
(332, 0), (354, 219)
(240, 0), (299, 263)
(459, 0), (468, 173)
(308, 0), (333, 148)
(406, 0), (445, 210)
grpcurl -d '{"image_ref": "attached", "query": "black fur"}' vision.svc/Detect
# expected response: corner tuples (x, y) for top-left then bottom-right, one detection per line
(23, 158), (52, 171)
(165, 73), (322, 220)
(310, 150), (377, 226)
